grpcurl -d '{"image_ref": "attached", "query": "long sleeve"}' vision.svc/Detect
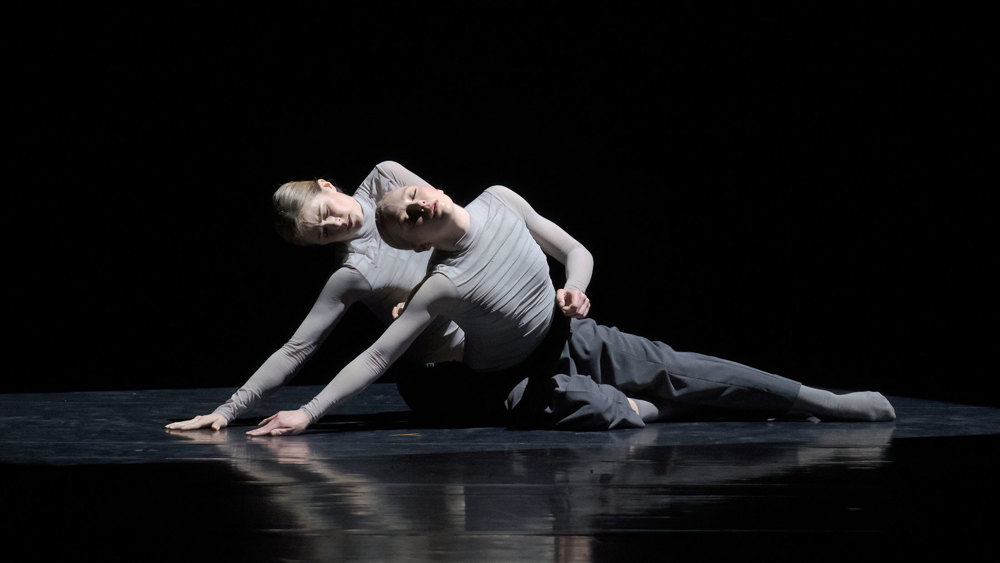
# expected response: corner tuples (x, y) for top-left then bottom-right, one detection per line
(212, 268), (371, 422)
(299, 274), (460, 422)
(488, 185), (594, 292)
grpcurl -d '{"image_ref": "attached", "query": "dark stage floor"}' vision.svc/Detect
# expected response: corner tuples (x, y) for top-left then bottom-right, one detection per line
(2, 385), (998, 562)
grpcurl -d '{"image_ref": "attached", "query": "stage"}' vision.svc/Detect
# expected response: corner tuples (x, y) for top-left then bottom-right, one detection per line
(2, 385), (997, 561)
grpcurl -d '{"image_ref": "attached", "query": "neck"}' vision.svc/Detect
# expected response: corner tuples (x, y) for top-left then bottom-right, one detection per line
(346, 197), (367, 242)
(330, 197), (366, 244)
(432, 205), (470, 252)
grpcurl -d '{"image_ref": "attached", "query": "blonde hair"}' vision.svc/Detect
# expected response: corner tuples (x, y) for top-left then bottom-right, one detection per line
(272, 180), (339, 245)
(374, 196), (413, 250)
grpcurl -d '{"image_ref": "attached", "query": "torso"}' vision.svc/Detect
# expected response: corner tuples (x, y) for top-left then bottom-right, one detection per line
(429, 188), (555, 371)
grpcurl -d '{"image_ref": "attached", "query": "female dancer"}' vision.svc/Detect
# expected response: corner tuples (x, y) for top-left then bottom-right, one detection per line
(165, 162), (463, 431)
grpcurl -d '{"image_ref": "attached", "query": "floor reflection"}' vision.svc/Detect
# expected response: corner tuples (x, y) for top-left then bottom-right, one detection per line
(166, 423), (895, 561)
(6, 385), (996, 561)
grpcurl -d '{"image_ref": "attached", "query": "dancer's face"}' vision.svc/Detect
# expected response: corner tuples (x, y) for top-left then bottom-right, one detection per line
(298, 180), (364, 245)
(378, 185), (457, 251)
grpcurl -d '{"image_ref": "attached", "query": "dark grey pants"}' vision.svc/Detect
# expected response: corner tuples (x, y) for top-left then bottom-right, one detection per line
(399, 317), (802, 430)
(505, 319), (803, 429)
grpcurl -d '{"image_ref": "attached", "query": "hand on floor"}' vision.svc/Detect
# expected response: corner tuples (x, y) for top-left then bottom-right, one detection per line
(165, 413), (228, 431)
(246, 409), (311, 436)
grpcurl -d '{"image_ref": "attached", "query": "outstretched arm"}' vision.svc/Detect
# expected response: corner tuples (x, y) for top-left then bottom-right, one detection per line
(165, 268), (370, 431)
(247, 274), (459, 436)
(490, 185), (594, 318)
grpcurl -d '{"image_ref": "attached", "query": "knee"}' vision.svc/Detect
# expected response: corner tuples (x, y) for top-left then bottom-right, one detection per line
(567, 319), (601, 362)
(549, 374), (645, 430)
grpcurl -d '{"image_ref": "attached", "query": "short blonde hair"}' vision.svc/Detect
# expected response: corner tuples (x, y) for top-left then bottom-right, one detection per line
(374, 195), (413, 250)
(272, 180), (339, 245)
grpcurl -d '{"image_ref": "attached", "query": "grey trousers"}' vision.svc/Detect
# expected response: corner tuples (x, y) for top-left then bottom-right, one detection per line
(398, 318), (802, 431)
(506, 319), (803, 430)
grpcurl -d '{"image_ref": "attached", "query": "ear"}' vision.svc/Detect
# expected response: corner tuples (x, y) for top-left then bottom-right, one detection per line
(317, 179), (336, 191)
(415, 242), (433, 253)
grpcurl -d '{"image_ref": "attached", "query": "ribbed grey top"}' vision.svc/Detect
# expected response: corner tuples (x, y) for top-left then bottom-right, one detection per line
(431, 187), (556, 370)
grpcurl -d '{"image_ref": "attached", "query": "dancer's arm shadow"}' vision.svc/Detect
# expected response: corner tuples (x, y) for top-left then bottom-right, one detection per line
(229, 410), (504, 433)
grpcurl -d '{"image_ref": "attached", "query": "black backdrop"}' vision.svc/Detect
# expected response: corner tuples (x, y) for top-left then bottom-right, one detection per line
(9, 4), (996, 406)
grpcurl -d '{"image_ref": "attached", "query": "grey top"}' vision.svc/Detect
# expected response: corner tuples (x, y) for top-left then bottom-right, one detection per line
(429, 187), (555, 371)
(212, 162), (465, 423)
(299, 185), (593, 422)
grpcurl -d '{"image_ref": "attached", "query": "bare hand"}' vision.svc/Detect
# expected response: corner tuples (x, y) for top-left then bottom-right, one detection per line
(164, 413), (228, 431)
(556, 288), (591, 318)
(392, 301), (407, 319)
(246, 409), (311, 437)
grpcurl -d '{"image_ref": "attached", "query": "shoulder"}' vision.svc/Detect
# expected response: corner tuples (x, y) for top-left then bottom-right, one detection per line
(355, 161), (412, 202)
(314, 265), (372, 303)
(484, 184), (519, 202)
(326, 265), (369, 286)
(375, 161), (431, 190)
(374, 160), (406, 176)
(409, 273), (460, 308)
(483, 185), (535, 218)
(324, 264), (372, 291)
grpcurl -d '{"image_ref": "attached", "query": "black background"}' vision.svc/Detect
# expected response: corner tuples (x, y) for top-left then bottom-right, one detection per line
(8, 3), (995, 405)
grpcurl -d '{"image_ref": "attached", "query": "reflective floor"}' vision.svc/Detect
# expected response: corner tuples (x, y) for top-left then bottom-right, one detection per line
(3, 385), (998, 561)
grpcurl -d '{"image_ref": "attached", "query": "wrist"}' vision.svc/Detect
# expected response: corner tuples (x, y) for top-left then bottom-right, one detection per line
(298, 405), (319, 424)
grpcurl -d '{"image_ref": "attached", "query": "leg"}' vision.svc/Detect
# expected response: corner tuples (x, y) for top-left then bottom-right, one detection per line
(627, 397), (702, 422)
(790, 386), (896, 421)
(505, 373), (646, 430)
(562, 319), (803, 419)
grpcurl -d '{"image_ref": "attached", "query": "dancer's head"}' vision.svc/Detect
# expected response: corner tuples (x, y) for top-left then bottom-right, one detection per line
(375, 185), (459, 252)
(272, 179), (364, 245)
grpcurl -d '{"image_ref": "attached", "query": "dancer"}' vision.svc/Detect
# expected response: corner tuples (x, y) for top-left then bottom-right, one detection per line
(165, 162), (464, 431)
(248, 183), (896, 435)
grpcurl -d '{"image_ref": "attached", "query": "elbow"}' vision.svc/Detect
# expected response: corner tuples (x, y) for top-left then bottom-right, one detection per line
(281, 338), (318, 366)
(569, 244), (594, 265)
(363, 347), (394, 374)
